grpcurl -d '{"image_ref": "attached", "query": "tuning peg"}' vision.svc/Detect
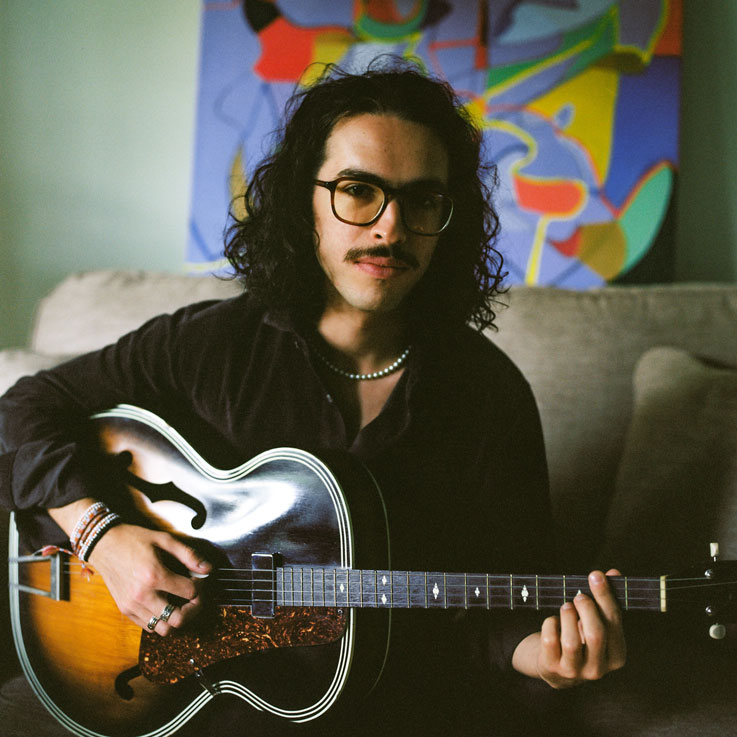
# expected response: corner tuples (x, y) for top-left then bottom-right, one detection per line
(710, 623), (727, 640)
(711, 542), (720, 561)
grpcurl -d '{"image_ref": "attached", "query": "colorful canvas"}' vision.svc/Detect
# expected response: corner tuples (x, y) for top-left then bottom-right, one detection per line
(187, 0), (681, 288)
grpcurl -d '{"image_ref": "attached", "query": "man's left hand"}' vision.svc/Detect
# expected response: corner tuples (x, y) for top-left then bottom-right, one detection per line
(512, 569), (627, 688)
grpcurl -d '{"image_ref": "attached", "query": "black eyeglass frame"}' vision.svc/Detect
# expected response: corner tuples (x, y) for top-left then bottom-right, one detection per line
(314, 177), (454, 236)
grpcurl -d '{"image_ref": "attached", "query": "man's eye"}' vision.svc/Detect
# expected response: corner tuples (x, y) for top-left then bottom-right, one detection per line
(410, 193), (440, 210)
(340, 182), (377, 199)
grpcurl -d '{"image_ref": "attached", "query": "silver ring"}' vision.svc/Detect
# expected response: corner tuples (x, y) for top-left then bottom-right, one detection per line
(159, 603), (176, 623)
(146, 615), (159, 631)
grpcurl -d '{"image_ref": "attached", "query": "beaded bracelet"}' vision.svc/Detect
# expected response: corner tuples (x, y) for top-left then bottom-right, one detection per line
(70, 502), (121, 562)
(69, 501), (107, 551)
(76, 511), (121, 562)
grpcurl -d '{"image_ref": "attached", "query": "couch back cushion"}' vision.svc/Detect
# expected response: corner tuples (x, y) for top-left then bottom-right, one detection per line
(28, 273), (737, 568)
(490, 284), (737, 568)
(30, 270), (241, 356)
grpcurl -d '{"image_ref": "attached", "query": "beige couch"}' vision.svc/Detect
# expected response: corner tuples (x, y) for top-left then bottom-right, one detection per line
(2, 270), (737, 733)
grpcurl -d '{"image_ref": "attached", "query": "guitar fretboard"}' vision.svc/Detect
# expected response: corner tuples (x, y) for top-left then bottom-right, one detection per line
(237, 568), (667, 612)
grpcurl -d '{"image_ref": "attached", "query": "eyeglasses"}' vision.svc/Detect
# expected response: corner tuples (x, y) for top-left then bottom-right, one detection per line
(314, 177), (454, 236)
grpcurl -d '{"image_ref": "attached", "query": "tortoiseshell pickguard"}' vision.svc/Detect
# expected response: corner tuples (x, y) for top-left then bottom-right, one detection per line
(139, 606), (347, 684)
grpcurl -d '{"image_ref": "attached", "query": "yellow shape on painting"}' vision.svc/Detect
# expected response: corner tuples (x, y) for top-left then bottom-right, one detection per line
(577, 221), (626, 281)
(229, 147), (248, 221)
(301, 33), (355, 86)
(527, 64), (619, 185)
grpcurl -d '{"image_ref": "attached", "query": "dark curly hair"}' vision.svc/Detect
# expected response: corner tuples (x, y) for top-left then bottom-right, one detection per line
(224, 59), (505, 333)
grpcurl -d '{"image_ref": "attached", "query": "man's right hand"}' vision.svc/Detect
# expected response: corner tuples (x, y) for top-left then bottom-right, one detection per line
(87, 522), (211, 635)
(49, 497), (212, 635)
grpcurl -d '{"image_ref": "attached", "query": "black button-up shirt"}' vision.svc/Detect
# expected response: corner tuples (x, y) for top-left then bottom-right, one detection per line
(0, 292), (552, 733)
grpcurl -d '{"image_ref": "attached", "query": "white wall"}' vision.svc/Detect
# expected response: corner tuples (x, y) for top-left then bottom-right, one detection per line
(1, 1), (735, 350)
(0, 1), (201, 348)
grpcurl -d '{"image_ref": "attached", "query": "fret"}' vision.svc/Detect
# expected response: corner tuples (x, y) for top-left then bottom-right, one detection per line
(376, 571), (391, 607)
(348, 569), (362, 608)
(466, 574), (487, 609)
(336, 568), (349, 607)
(427, 573), (445, 608)
(511, 575), (540, 609)
(408, 572), (426, 608)
(360, 569), (376, 607)
(393, 571), (410, 608)
(488, 575), (509, 609)
(291, 567), (300, 606)
(315, 568), (324, 607)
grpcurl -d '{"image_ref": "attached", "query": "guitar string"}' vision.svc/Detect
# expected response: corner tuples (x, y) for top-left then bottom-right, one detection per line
(53, 577), (665, 608)
(55, 562), (731, 608)
(60, 561), (730, 591)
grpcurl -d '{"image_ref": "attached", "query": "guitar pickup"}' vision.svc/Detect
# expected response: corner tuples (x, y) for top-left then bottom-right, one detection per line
(251, 553), (275, 618)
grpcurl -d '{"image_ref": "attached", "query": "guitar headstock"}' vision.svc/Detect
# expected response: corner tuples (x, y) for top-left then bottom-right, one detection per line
(666, 543), (737, 639)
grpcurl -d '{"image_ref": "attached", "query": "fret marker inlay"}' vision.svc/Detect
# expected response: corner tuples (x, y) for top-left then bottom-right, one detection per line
(432, 582), (440, 600)
(474, 587), (480, 598)
(521, 585), (529, 603)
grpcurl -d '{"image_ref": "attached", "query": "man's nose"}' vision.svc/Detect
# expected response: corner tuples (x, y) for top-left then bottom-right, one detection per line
(370, 197), (406, 242)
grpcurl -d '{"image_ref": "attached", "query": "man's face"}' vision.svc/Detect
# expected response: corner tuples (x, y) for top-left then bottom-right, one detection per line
(312, 113), (449, 318)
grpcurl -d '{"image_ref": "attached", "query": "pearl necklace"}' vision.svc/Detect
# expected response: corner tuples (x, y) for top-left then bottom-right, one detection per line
(311, 342), (412, 381)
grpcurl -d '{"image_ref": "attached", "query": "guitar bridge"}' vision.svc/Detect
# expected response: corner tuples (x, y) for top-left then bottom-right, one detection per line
(9, 551), (69, 601)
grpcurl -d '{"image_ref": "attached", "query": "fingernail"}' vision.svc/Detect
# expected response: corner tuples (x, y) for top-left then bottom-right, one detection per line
(589, 571), (604, 585)
(561, 602), (575, 611)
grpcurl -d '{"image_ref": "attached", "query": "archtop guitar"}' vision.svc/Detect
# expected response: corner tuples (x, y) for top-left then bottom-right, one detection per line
(8, 405), (737, 736)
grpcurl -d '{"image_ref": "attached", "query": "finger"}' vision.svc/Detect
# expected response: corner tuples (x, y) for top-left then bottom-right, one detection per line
(538, 615), (562, 675)
(573, 591), (607, 678)
(558, 601), (585, 676)
(151, 535), (211, 602)
(155, 534), (212, 577)
(588, 571), (626, 668)
(589, 568), (627, 670)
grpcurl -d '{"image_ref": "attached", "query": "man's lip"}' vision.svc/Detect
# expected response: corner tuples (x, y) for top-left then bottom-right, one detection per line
(353, 256), (411, 270)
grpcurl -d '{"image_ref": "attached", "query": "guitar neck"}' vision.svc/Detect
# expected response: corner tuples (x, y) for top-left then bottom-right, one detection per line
(249, 568), (667, 613)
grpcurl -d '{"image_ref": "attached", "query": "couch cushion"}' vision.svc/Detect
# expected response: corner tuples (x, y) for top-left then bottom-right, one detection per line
(491, 284), (737, 568)
(599, 346), (737, 573)
(30, 270), (241, 355)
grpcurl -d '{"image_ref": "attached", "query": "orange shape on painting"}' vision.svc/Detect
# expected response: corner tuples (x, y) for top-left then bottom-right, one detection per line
(514, 175), (586, 218)
(255, 17), (352, 82)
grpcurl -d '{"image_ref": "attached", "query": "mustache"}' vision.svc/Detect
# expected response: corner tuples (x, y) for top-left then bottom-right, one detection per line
(343, 245), (419, 269)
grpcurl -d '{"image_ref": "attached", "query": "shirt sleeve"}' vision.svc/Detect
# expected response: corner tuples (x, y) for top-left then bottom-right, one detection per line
(0, 310), (188, 512)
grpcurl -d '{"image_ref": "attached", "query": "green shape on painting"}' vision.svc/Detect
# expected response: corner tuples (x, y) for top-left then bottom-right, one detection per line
(620, 165), (673, 272)
(487, 7), (617, 94)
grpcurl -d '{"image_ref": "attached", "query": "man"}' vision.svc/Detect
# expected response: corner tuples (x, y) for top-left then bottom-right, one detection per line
(0, 62), (624, 735)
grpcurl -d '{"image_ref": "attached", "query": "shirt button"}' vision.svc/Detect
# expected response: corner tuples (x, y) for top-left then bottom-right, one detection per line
(326, 394), (334, 403)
